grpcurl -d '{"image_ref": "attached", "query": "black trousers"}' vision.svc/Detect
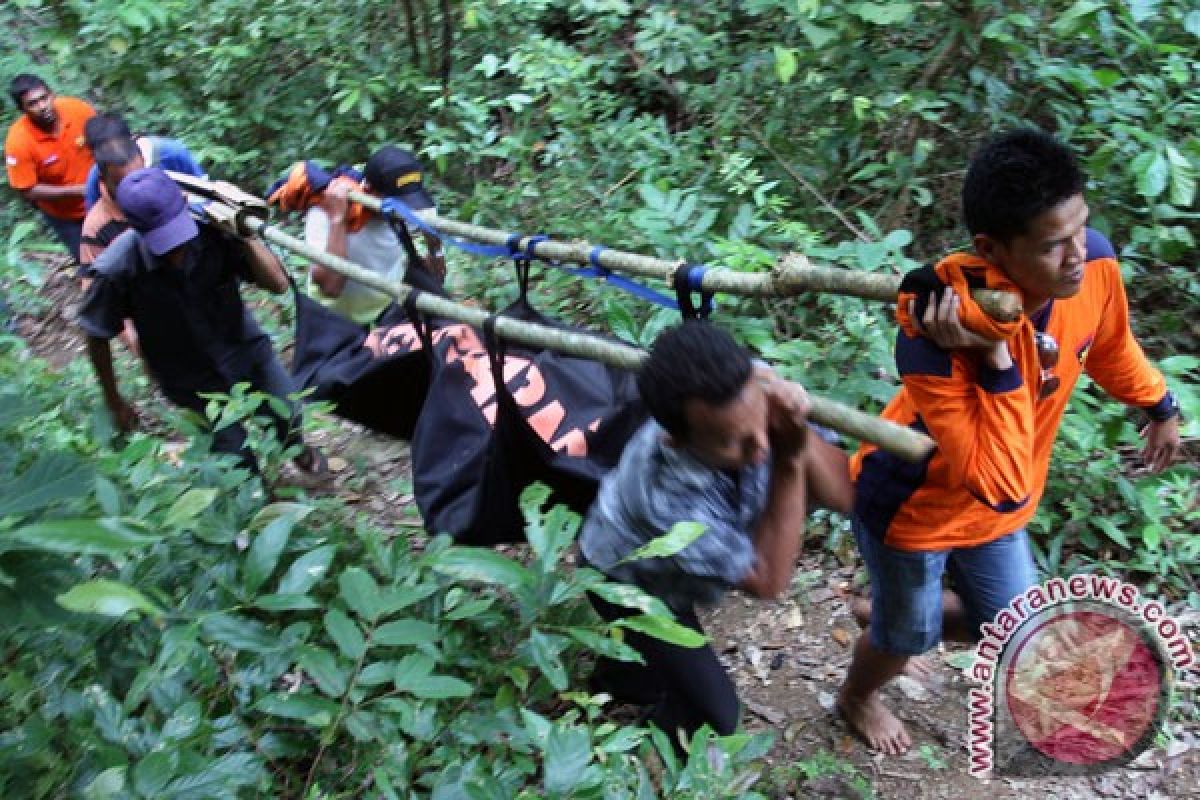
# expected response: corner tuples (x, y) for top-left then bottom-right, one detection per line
(163, 346), (301, 471)
(588, 591), (740, 743)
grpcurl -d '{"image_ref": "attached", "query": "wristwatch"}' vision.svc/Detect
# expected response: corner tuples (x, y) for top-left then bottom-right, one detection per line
(1146, 390), (1181, 422)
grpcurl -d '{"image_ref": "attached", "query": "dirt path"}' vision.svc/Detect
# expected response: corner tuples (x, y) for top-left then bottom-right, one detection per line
(11, 257), (1198, 799)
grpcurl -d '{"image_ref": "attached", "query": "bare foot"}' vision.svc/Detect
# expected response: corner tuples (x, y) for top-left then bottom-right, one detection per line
(902, 653), (937, 681)
(837, 689), (912, 755)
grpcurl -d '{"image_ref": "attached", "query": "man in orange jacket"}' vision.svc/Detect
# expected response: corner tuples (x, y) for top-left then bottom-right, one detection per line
(839, 129), (1182, 755)
(4, 74), (95, 260)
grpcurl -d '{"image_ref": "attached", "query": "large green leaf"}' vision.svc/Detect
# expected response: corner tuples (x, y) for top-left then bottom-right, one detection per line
(373, 618), (440, 647)
(83, 767), (127, 800)
(0, 450), (93, 517)
(524, 628), (568, 691)
(1133, 150), (1169, 198)
(255, 692), (339, 726)
(543, 725), (592, 794)
(401, 674), (474, 699)
(160, 753), (262, 799)
(615, 614), (706, 648)
(252, 593), (321, 612)
(587, 582), (673, 618)
(277, 544), (337, 595)
(617, 521), (707, 565)
(1165, 145), (1196, 207)
(133, 750), (178, 798)
(773, 46), (797, 84)
(298, 646), (349, 697)
(201, 613), (280, 653)
(325, 609), (366, 660)
(339, 567), (384, 621)
(243, 513), (296, 595)
(2, 518), (161, 556)
(57, 580), (162, 618)
(430, 547), (532, 591)
(850, 2), (915, 25)
(163, 488), (217, 529)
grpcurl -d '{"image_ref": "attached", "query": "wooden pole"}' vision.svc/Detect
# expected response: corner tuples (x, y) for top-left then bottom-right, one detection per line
(245, 216), (936, 463)
(349, 190), (1023, 321)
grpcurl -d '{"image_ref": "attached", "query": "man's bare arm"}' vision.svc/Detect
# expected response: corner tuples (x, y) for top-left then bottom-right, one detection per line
(241, 238), (288, 294)
(19, 183), (86, 202)
(86, 335), (138, 432)
(739, 379), (811, 599)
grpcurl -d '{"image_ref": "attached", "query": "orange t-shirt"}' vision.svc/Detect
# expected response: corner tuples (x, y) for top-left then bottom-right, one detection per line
(4, 96), (96, 221)
(850, 230), (1167, 552)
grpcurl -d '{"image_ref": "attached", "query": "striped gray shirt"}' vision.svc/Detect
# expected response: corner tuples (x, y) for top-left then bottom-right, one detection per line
(579, 420), (769, 611)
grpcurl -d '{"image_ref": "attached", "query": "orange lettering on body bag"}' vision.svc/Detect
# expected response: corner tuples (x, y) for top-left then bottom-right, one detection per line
(363, 323), (423, 358)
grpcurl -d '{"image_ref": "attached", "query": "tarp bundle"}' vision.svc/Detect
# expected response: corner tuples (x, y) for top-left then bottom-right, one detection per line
(291, 266), (645, 543)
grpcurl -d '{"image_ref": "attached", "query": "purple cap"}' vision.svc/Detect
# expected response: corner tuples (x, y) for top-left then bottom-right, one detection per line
(115, 167), (199, 255)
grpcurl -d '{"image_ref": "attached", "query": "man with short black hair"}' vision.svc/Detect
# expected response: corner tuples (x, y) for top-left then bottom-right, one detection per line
(79, 167), (324, 475)
(78, 136), (147, 354)
(80, 111), (206, 211)
(4, 74), (95, 260)
(839, 128), (1181, 755)
(580, 321), (853, 742)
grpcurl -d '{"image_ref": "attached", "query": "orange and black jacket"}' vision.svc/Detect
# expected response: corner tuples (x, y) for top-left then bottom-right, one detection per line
(850, 230), (1171, 552)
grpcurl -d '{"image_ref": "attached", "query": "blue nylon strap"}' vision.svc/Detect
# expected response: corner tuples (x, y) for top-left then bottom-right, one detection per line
(378, 198), (681, 309)
(505, 232), (523, 256)
(552, 262), (679, 310)
(522, 234), (550, 261)
(380, 196), (514, 259)
(672, 263), (716, 319)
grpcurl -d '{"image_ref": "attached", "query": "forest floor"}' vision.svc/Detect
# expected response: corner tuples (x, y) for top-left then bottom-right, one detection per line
(12, 253), (1199, 800)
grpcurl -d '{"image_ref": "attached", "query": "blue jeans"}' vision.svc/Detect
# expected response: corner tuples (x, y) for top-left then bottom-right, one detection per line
(40, 211), (83, 262)
(853, 517), (1038, 656)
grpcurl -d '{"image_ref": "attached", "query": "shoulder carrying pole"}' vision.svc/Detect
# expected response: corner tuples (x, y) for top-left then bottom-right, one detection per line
(348, 190), (1022, 321)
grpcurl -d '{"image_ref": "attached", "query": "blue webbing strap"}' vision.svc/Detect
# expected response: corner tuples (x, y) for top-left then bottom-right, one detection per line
(672, 264), (716, 319)
(549, 243), (681, 310)
(379, 198), (684, 310)
(380, 196), (514, 259)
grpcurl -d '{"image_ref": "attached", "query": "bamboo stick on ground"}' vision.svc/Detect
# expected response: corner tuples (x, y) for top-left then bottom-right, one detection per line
(348, 190), (1022, 321)
(245, 216), (936, 463)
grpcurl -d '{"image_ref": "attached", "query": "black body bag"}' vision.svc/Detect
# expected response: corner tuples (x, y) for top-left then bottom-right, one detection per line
(290, 235), (444, 439)
(410, 268), (644, 544)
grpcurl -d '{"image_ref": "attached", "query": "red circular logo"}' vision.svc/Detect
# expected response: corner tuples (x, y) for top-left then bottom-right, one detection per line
(1002, 606), (1168, 768)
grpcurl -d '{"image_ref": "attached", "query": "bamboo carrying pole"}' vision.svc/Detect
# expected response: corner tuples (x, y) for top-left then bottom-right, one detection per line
(347, 190), (1023, 321)
(241, 216), (936, 463)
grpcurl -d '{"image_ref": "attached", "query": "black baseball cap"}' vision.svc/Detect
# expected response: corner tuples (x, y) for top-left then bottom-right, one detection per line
(363, 145), (434, 210)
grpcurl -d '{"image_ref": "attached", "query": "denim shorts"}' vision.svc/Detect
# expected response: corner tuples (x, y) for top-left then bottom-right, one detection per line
(852, 517), (1039, 656)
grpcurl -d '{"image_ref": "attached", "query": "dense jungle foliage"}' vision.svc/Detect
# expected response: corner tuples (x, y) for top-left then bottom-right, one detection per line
(0, 1), (1197, 797)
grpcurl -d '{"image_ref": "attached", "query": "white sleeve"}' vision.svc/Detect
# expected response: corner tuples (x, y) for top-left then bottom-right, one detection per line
(304, 207), (331, 251)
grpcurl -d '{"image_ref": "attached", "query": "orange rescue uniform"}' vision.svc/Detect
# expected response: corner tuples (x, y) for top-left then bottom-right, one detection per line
(851, 230), (1168, 552)
(4, 96), (96, 221)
